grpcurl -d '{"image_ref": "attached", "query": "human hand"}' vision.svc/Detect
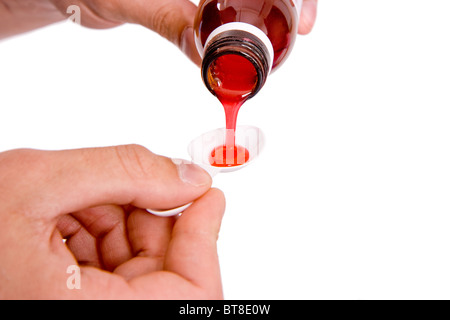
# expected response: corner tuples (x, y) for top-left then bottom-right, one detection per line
(298, 0), (319, 35)
(0, 0), (318, 64)
(51, 0), (319, 64)
(0, 145), (225, 299)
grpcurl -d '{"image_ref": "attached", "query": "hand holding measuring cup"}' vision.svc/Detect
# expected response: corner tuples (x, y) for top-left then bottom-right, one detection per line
(147, 125), (265, 217)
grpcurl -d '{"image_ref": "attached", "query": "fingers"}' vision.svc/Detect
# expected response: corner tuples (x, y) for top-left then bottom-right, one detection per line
(115, 188), (226, 290)
(57, 214), (101, 268)
(127, 208), (175, 259)
(298, 0), (318, 35)
(106, 0), (201, 65)
(49, 0), (124, 29)
(70, 205), (133, 271)
(48, 0), (201, 64)
(50, 0), (315, 64)
(0, 145), (212, 224)
(164, 188), (226, 296)
(113, 208), (176, 279)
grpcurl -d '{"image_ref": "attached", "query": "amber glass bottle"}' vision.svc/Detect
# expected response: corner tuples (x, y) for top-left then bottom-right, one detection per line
(194, 0), (302, 101)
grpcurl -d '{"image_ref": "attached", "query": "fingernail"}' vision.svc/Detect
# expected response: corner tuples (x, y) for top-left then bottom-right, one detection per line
(180, 26), (192, 53)
(172, 159), (210, 187)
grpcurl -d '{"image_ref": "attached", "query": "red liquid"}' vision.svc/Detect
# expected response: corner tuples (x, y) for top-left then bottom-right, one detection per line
(195, 0), (298, 70)
(209, 144), (250, 167)
(207, 54), (255, 167)
(207, 54), (258, 131)
(196, 0), (298, 167)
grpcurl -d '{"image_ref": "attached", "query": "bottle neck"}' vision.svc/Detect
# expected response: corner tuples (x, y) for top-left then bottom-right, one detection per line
(201, 25), (273, 100)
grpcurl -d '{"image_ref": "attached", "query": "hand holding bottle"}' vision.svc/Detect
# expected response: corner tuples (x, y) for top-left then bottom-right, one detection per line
(0, 0), (318, 64)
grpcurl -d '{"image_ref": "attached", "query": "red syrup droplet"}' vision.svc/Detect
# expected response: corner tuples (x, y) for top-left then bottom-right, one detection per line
(207, 54), (257, 167)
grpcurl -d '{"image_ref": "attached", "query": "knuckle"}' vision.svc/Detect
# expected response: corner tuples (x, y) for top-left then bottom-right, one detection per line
(147, 4), (182, 43)
(112, 144), (156, 181)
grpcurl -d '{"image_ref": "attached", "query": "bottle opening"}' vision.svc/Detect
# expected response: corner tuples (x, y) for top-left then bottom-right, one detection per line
(206, 53), (258, 103)
(201, 29), (272, 101)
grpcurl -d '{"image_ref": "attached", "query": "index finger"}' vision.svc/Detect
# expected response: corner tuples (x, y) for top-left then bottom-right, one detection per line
(298, 0), (318, 35)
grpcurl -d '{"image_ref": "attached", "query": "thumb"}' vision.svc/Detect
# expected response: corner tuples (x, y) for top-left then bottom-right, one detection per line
(50, 0), (201, 64)
(0, 145), (211, 221)
(112, 0), (201, 65)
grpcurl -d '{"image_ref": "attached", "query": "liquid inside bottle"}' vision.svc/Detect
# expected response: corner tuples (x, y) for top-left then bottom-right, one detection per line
(195, 0), (300, 71)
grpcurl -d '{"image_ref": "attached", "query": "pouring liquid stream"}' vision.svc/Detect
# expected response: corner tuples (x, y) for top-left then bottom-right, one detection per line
(147, 54), (260, 217)
(207, 54), (257, 167)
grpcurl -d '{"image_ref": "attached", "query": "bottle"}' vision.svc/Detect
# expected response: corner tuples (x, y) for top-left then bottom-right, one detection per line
(194, 0), (303, 113)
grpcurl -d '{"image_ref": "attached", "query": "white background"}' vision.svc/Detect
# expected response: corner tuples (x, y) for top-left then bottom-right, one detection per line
(1, 0), (450, 299)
